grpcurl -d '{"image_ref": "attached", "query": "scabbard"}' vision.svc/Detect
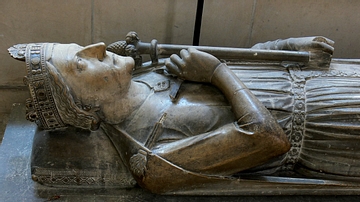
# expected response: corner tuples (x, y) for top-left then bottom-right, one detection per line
(108, 40), (310, 64)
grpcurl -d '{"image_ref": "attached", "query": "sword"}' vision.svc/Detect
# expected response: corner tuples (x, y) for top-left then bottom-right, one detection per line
(107, 31), (331, 68)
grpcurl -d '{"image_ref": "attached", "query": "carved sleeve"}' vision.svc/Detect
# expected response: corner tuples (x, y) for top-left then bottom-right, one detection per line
(211, 63), (280, 133)
(251, 39), (292, 51)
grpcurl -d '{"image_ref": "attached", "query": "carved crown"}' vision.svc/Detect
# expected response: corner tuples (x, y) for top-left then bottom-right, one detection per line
(8, 43), (66, 130)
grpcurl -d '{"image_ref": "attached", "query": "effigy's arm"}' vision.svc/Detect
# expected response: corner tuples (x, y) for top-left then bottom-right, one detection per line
(251, 36), (334, 68)
(165, 48), (283, 128)
(154, 48), (290, 175)
(251, 36), (334, 53)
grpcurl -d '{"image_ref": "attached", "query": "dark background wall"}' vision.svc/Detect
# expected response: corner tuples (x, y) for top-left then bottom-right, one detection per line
(1, 0), (359, 115)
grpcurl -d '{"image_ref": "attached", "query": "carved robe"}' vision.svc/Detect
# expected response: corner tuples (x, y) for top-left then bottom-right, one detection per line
(230, 59), (360, 180)
(107, 59), (360, 181)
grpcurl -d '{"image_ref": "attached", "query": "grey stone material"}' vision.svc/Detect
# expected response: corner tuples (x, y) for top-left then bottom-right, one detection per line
(6, 33), (360, 196)
(31, 127), (136, 188)
(1, 105), (360, 201)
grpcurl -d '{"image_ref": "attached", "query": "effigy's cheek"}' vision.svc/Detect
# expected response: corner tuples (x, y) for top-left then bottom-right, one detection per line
(112, 69), (132, 87)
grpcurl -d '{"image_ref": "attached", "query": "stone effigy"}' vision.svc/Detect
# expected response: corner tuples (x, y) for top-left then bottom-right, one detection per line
(8, 32), (360, 194)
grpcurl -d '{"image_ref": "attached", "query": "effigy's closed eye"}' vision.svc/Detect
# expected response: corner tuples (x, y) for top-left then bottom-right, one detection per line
(76, 57), (87, 72)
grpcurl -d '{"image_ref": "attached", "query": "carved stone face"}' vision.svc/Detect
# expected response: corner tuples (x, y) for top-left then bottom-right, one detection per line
(50, 43), (135, 107)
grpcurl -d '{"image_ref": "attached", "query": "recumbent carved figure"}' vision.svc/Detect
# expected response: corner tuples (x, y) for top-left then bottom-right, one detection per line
(9, 33), (360, 194)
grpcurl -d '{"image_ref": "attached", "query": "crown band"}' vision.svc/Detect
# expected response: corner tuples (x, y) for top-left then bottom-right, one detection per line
(19, 43), (66, 130)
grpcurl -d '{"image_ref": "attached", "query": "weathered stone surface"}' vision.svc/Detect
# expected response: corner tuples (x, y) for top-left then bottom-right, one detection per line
(1, 106), (360, 201)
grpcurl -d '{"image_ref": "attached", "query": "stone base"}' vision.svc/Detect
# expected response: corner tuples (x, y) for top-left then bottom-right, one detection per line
(31, 126), (136, 188)
(1, 104), (360, 201)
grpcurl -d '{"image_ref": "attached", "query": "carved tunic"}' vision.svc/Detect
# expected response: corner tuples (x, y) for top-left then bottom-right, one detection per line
(297, 60), (360, 179)
(230, 60), (360, 179)
(120, 72), (234, 146)
(114, 59), (360, 179)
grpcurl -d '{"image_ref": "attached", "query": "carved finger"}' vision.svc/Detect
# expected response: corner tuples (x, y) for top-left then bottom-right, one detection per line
(166, 60), (180, 75)
(311, 41), (334, 55)
(180, 49), (190, 61)
(187, 47), (203, 58)
(313, 36), (335, 46)
(165, 58), (181, 76)
(170, 54), (186, 70)
(188, 47), (200, 52)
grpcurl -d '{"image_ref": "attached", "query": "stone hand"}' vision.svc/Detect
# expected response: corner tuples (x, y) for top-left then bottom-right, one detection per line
(252, 36), (334, 67)
(165, 48), (221, 83)
(252, 36), (334, 55)
(288, 37), (335, 67)
(286, 36), (334, 55)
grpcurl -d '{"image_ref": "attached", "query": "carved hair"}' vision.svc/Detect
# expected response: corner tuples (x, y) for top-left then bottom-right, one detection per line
(46, 61), (100, 131)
